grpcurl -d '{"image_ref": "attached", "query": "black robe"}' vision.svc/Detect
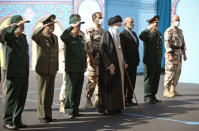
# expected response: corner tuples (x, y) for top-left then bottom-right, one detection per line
(98, 31), (123, 114)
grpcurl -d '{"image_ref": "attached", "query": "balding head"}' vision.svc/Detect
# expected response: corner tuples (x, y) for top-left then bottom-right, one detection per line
(172, 15), (180, 28)
(172, 15), (180, 22)
(124, 17), (134, 30)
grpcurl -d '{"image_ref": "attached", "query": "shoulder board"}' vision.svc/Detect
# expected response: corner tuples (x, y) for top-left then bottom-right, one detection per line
(86, 27), (94, 33)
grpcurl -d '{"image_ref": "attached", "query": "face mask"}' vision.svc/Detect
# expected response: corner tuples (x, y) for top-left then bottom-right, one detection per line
(48, 28), (53, 33)
(154, 26), (158, 30)
(113, 26), (121, 34)
(174, 21), (180, 27)
(98, 19), (104, 26)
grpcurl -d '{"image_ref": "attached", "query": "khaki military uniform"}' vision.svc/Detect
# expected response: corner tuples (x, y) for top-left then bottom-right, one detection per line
(32, 26), (59, 119)
(85, 25), (104, 105)
(0, 27), (8, 103)
(164, 26), (186, 92)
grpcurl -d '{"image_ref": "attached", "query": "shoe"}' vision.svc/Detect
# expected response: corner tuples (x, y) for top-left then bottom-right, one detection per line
(39, 118), (49, 123)
(3, 124), (18, 130)
(73, 112), (84, 117)
(94, 96), (99, 108)
(170, 85), (176, 97)
(144, 99), (156, 104)
(154, 98), (162, 103)
(116, 109), (122, 114)
(126, 100), (138, 107)
(78, 107), (83, 112)
(163, 87), (175, 98)
(18, 123), (28, 128)
(65, 114), (75, 119)
(85, 97), (94, 108)
(98, 109), (103, 113)
(46, 117), (57, 122)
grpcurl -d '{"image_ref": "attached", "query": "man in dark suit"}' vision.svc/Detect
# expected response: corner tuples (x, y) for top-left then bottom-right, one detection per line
(120, 17), (140, 106)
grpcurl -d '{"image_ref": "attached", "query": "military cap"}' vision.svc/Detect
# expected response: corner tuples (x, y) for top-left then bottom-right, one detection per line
(69, 15), (85, 26)
(10, 15), (30, 24)
(146, 15), (160, 23)
(108, 15), (122, 26)
(42, 14), (56, 25)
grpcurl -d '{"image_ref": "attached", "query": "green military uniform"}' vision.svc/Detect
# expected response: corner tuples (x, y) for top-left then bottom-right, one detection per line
(32, 15), (59, 120)
(3, 15), (29, 127)
(60, 16), (86, 117)
(85, 25), (104, 107)
(139, 15), (162, 103)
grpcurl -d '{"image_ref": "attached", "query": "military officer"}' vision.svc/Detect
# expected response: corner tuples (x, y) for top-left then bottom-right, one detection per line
(139, 15), (163, 104)
(59, 14), (86, 113)
(32, 14), (59, 123)
(60, 15), (86, 119)
(163, 15), (187, 98)
(2, 15), (30, 130)
(85, 12), (104, 108)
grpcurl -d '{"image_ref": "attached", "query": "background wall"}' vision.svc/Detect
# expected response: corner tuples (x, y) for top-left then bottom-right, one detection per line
(0, 0), (72, 71)
(104, 0), (157, 73)
(0, 0), (198, 84)
(0, 0), (104, 72)
(172, 0), (199, 84)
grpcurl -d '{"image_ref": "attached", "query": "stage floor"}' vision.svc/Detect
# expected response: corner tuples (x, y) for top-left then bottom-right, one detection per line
(0, 71), (199, 131)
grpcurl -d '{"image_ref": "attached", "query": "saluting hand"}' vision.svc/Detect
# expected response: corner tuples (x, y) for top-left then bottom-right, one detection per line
(17, 20), (29, 26)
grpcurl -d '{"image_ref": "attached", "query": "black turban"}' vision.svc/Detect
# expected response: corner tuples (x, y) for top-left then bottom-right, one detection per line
(108, 15), (122, 26)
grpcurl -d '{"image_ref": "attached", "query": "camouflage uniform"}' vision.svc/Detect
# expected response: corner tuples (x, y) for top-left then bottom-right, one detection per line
(164, 26), (186, 96)
(85, 26), (104, 107)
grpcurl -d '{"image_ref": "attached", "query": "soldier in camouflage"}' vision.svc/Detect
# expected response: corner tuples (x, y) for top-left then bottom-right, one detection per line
(85, 12), (105, 108)
(163, 15), (187, 98)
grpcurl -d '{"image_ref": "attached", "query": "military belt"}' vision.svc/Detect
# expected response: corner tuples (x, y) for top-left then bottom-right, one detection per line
(171, 45), (184, 51)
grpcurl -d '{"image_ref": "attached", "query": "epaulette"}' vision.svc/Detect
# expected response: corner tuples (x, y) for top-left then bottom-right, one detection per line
(86, 27), (94, 33)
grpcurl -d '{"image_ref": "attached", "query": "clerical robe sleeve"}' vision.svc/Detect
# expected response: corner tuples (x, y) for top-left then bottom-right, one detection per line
(99, 33), (112, 69)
